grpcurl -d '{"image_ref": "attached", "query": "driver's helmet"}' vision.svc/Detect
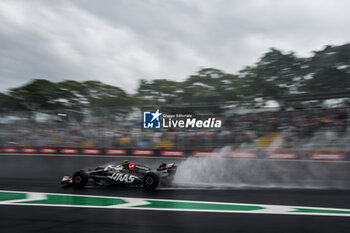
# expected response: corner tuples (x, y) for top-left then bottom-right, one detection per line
(122, 160), (129, 169)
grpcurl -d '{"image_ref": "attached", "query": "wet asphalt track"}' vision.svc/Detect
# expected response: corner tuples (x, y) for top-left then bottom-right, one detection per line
(0, 154), (350, 233)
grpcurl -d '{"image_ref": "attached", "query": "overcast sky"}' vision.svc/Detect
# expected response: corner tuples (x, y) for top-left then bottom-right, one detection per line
(0, 0), (349, 93)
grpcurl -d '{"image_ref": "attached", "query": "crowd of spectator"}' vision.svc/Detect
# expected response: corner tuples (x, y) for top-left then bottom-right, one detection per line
(0, 107), (349, 150)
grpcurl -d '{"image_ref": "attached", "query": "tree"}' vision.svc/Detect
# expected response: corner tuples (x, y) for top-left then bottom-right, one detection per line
(5, 79), (136, 122)
(137, 79), (181, 104)
(2, 42), (349, 120)
(82, 81), (135, 120)
(302, 44), (350, 92)
(9, 79), (64, 112)
(239, 48), (308, 99)
(0, 93), (22, 113)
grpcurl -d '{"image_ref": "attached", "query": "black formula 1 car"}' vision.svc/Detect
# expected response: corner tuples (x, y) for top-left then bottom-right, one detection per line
(61, 160), (177, 190)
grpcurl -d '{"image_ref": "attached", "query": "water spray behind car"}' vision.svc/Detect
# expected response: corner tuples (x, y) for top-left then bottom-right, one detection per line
(173, 146), (248, 188)
(173, 146), (346, 190)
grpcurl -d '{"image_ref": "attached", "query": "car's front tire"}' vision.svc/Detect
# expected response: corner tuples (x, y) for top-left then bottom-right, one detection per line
(72, 170), (89, 188)
(143, 172), (159, 190)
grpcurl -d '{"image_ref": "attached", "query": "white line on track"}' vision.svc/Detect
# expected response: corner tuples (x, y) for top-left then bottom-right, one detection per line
(1, 192), (46, 204)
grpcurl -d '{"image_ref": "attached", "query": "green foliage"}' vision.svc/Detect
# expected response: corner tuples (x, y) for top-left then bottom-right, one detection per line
(82, 81), (135, 120)
(4, 79), (135, 121)
(0, 93), (21, 113)
(9, 79), (64, 111)
(137, 79), (181, 105)
(303, 44), (350, 92)
(239, 48), (308, 98)
(1, 42), (349, 119)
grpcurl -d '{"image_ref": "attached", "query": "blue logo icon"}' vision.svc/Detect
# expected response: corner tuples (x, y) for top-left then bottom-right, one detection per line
(143, 109), (162, 129)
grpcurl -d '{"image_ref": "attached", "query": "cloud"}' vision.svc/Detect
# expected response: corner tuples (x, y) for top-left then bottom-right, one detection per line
(0, 1), (163, 92)
(0, 0), (349, 93)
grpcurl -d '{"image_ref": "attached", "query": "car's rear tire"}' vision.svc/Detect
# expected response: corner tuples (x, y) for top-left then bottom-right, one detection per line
(73, 170), (89, 188)
(143, 172), (159, 190)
